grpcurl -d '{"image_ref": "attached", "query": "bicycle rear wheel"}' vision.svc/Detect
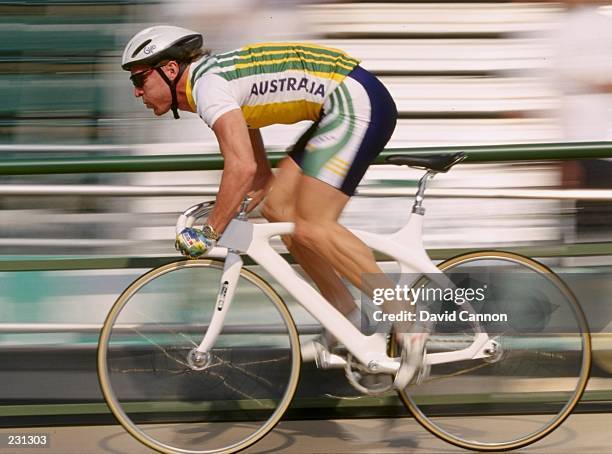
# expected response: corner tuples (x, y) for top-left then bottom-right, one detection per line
(97, 259), (300, 454)
(395, 251), (591, 451)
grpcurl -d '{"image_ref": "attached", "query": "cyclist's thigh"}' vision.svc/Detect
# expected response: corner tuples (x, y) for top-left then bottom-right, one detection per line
(295, 174), (349, 222)
(290, 65), (397, 197)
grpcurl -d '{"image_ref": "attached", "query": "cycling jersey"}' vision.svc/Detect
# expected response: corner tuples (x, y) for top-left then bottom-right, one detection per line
(186, 42), (360, 128)
(186, 42), (396, 196)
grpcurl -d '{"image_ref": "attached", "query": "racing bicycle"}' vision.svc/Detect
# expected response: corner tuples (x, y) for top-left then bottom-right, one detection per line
(97, 152), (591, 453)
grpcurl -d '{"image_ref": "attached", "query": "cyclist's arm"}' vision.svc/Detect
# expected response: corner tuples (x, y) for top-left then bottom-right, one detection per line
(208, 109), (257, 234)
(247, 128), (273, 211)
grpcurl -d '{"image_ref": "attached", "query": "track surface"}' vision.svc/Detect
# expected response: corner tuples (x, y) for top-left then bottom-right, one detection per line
(0, 413), (610, 453)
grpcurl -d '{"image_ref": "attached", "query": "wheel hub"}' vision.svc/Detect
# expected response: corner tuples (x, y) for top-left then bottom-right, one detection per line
(483, 339), (503, 363)
(187, 349), (211, 370)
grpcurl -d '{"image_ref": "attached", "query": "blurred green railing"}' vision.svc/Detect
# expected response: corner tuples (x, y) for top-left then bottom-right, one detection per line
(2, 141), (612, 271)
(2, 141), (612, 175)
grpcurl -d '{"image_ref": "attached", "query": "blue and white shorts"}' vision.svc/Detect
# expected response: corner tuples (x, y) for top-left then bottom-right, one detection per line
(289, 65), (397, 195)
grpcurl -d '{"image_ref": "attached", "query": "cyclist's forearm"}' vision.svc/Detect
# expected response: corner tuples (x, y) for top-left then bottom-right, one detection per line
(208, 163), (256, 233)
(249, 128), (273, 188)
(210, 111), (258, 233)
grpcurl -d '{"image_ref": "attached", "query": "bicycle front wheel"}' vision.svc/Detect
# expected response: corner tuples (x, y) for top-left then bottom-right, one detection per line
(98, 259), (301, 454)
(396, 251), (591, 451)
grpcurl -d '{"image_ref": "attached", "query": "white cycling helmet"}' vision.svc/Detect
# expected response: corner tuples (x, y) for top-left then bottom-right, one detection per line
(122, 25), (204, 119)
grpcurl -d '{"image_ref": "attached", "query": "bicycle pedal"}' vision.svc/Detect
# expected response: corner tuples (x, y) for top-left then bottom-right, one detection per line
(316, 348), (332, 369)
(301, 339), (344, 369)
(413, 360), (430, 386)
(393, 357), (417, 389)
(393, 334), (427, 390)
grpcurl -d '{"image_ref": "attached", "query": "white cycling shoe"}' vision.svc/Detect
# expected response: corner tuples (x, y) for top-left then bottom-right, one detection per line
(393, 333), (429, 390)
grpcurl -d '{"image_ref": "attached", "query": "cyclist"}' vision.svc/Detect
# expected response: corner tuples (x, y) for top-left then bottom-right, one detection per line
(122, 25), (420, 373)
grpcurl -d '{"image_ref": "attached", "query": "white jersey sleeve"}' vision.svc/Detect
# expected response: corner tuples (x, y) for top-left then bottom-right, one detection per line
(193, 73), (241, 128)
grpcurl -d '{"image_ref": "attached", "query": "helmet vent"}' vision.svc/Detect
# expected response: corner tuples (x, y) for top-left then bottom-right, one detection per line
(132, 39), (152, 58)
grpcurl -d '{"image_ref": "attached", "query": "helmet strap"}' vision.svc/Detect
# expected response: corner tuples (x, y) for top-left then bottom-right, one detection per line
(155, 62), (188, 119)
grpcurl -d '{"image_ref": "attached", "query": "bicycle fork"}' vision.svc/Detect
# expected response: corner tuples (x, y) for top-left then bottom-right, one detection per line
(185, 197), (252, 370)
(187, 251), (244, 370)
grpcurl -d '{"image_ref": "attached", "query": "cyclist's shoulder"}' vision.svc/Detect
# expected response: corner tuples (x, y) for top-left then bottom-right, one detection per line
(190, 55), (239, 124)
(190, 54), (222, 82)
(190, 56), (235, 105)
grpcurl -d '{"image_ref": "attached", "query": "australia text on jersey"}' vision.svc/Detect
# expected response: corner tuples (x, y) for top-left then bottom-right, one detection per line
(250, 76), (326, 97)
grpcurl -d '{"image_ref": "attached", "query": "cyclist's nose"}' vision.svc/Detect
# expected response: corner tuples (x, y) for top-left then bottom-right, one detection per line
(133, 86), (144, 97)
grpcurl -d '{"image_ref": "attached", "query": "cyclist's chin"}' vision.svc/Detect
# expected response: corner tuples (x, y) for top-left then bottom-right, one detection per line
(145, 102), (169, 116)
(152, 105), (170, 116)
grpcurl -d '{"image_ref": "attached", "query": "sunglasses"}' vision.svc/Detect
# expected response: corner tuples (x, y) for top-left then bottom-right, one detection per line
(129, 68), (155, 88)
(130, 64), (165, 88)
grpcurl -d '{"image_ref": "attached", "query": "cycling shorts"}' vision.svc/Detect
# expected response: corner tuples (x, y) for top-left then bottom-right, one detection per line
(289, 65), (397, 196)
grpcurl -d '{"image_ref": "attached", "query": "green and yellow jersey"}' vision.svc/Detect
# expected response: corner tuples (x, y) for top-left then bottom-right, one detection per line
(186, 42), (360, 128)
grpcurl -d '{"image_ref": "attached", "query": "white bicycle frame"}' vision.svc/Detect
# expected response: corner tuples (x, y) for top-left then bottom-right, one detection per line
(176, 174), (497, 375)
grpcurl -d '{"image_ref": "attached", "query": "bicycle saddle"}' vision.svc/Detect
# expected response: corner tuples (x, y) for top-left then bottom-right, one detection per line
(386, 152), (466, 173)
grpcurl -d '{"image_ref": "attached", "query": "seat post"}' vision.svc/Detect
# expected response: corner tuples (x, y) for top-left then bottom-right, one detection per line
(413, 171), (436, 215)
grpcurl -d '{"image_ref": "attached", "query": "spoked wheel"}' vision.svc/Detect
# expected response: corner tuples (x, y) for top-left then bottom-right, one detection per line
(394, 251), (591, 451)
(97, 259), (301, 454)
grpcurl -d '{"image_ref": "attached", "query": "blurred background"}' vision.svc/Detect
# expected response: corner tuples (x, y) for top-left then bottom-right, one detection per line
(2, 0), (612, 400)
(4, 0), (612, 256)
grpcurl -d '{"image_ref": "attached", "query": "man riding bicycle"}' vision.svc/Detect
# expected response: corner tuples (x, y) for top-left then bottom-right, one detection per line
(121, 25), (418, 367)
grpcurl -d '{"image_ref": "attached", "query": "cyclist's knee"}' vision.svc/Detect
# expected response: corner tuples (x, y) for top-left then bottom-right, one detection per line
(261, 199), (293, 223)
(293, 217), (333, 248)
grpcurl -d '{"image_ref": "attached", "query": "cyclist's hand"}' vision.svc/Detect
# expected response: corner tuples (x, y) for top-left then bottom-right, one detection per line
(175, 227), (216, 258)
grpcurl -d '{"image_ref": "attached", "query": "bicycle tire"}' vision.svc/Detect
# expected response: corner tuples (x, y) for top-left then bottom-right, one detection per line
(394, 250), (591, 451)
(97, 259), (301, 454)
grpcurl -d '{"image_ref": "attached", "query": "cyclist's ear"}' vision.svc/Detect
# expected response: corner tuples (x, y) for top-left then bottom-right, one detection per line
(161, 60), (181, 81)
